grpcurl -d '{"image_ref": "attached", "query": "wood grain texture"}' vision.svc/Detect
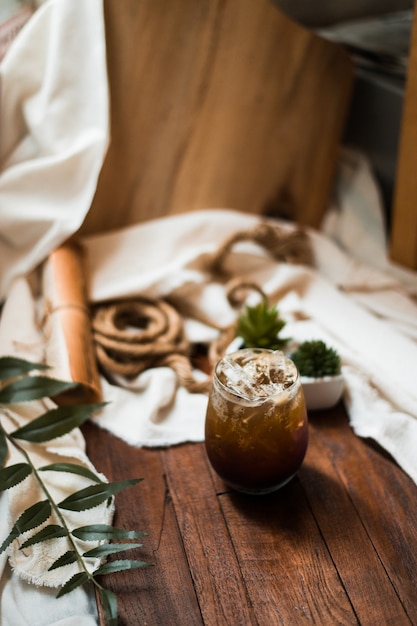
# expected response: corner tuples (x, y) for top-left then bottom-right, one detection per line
(79, 0), (353, 236)
(214, 480), (357, 624)
(85, 436), (203, 625)
(390, 5), (417, 269)
(82, 402), (417, 625)
(301, 414), (415, 625)
(163, 444), (257, 625)
(307, 410), (417, 624)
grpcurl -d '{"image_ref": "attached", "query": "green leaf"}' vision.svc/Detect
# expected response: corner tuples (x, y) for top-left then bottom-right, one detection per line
(0, 526), (19, 554)
(56, 572), (90, 598)
(48, 550), (78, 571)
(83, 542), (143, 559)
(0, 357), (150, 616)
(15, 500), (51, 533)
(39, 463), (103, 483)
(99, 588), (118, 626)
(72, 524), (146, 541)
(0, 463), (32, 491)
(0, 376), (78, 404)
(95, 559), (152, 577)
(0, 430), (8, 468)
(11, 403), (106, 442)
(0, 356), (49, 381)
(58, 479), (142, 512)
(0, 500), (52, 554)
(20, 525), (68, 549)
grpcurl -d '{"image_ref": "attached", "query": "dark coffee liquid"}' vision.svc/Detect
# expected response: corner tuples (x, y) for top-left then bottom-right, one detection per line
(205, 377), (308, 494)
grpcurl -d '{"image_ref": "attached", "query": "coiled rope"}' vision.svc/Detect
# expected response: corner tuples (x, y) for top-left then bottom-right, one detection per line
(92, 222), (313, 392)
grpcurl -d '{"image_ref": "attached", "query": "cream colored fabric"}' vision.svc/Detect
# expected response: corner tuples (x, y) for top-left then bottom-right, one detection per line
(0, 0), (109, 623)
(0, 0), (109, 302)
(0, 278), (112, 625)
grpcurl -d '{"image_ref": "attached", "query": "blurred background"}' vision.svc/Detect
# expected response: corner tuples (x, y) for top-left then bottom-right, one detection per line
(2, 0), (414, 230)
(272, 0), (414, 228)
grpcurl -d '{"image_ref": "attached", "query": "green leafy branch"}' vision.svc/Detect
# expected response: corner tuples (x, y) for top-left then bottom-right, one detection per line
(0, 356), (151, 625)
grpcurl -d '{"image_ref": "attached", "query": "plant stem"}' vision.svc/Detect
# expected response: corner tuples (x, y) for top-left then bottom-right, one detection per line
(3, 425), (101, 585)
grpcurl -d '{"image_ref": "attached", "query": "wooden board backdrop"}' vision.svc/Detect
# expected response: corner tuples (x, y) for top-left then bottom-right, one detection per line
(390, 4), (417, 270)
(79, 0), (353, 236)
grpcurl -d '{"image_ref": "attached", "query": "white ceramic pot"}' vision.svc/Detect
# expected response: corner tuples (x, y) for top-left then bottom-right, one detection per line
(300, 374), (344, 411)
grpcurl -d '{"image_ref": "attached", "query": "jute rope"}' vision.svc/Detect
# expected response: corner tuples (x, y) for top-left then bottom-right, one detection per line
(92, 298), (211, 392)
(92, 222), (313, 392)
(207, 222), (313, 276)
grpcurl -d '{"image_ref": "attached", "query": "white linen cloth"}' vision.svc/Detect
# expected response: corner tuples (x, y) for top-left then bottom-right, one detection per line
(0, 278), (112, 626)
(0, 0), (109, 623)
(0, 0), (109, 302)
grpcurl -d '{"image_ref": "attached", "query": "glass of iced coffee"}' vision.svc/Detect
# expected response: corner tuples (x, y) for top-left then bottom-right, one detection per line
(205, 348), (308, 495)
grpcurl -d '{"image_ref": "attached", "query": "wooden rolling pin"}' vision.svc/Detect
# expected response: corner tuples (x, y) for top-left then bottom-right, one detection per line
(42, 242), (102, 405)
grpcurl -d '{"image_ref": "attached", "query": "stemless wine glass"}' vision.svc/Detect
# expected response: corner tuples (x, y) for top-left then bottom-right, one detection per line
(205, 348), (308, 495)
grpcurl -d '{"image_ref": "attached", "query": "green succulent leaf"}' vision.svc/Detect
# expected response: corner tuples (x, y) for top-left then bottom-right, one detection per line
(48, 550), (78, 571)
(99, 588), (118, 626)
(95, 559), (152, 577)
(72, 524), (147, 541)
(11, 403), (106, 442)
(83, 542), (143, 559)
(39, 463), (104, 483)
(0, 463), (32, 491)
(0, 430), (9, 469)
(0, 356), (49, 381)
(19, 525), (68, 549)
(58, 479), (142, 512)
(0, 376), (78, 404)
(291, 340), (341, 378)
(56, 572), (90, 598)
(236, 300), (290, 350)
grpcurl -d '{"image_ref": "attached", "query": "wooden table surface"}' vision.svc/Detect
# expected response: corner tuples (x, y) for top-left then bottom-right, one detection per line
(82, 401), (417, 625)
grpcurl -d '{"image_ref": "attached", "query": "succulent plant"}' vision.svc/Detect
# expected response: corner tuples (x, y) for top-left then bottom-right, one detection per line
(235, 300), (290, 351)
(291, 340), (341, 378)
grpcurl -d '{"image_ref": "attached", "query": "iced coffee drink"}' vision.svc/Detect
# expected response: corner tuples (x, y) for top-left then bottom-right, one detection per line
(205, 348), (308, 494)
